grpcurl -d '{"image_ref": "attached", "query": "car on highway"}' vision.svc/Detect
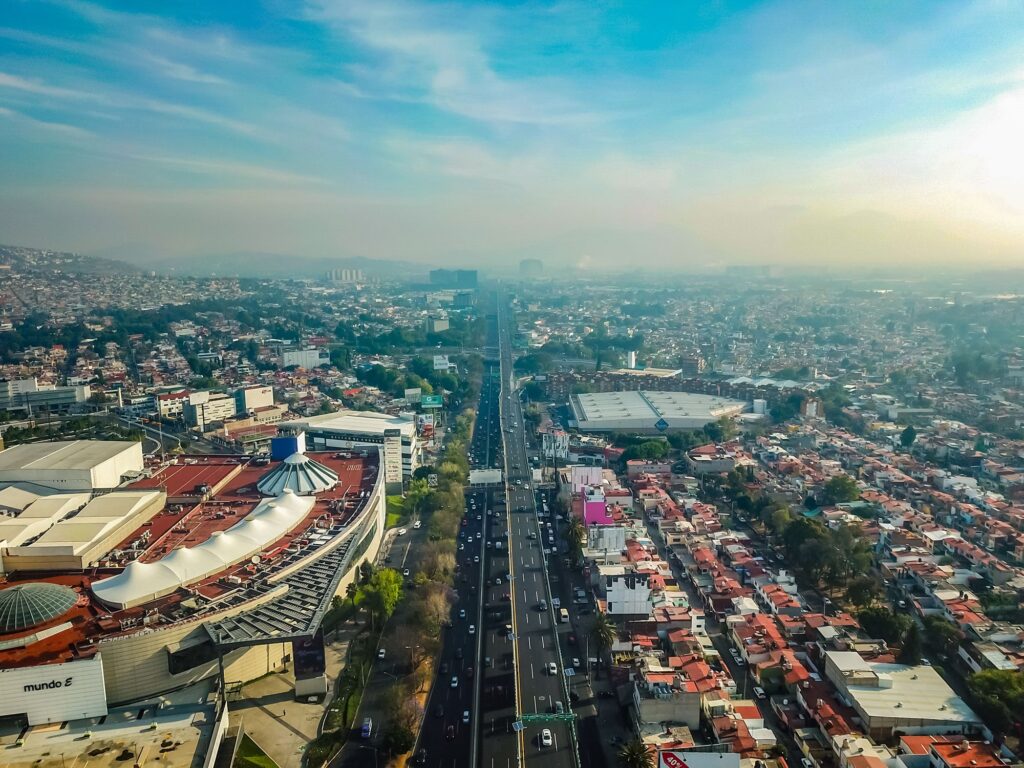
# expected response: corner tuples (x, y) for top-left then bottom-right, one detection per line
(474, 555), (480, 563)
(413, 520), (421, 529)
(462, 710), (470, 724)
(446, 725), (455, 741)
(402, 568), (410, 577)
(398, 528), (407, 536)
(415, 748), (428, 765)
(546, 661), (557, 675)
(753, 686), (766, 699)
(455, 647), (463, 659)
(540, 729), (552, 747)
(538, 600), (547, 611)
(468, 624), (475, 635)
(377, 648), (386, 659)
(553, 700), (564, 714)
(450, 676), (458, 688)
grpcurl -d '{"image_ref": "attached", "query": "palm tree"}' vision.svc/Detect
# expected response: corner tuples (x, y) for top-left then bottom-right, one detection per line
(566, 517), (586, 565)
(617, 738), (653, 768)
(591, 611), (616, 678)
(346, 581), (359, 608)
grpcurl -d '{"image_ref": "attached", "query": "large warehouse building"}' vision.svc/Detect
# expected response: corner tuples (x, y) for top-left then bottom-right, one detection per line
(0, 441), (387, 726)
(569, 390), (747, 433)
(0, 440), (144, 490)
(280, 410), (420, 488)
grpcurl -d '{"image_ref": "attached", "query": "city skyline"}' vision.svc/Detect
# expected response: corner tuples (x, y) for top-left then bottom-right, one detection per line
(2, 1), (1024, 269)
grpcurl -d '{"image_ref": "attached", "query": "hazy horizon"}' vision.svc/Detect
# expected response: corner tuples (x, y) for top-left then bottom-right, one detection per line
(3, 1), (1024, 270)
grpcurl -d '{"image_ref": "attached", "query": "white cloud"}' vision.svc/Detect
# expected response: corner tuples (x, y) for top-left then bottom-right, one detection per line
(306, 0), (602, 126)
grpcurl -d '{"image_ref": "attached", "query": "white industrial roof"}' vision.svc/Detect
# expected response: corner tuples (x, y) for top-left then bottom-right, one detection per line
(845, 661), (980, 724)
(0, 486), (42, 511)
(0, 440), (138, 472)
(11, 489), (163, 555)
(283, 410), (416, 438)
(91, 489), (314, 610)
(18, 492), (90, 520)
(572, 390), (746, 430)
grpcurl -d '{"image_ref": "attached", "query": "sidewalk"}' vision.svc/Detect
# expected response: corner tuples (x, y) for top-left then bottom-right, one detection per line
(229, 625), (360, 768)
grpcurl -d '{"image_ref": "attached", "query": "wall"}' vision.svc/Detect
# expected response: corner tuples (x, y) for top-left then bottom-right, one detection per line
(0, 654), (107, 725)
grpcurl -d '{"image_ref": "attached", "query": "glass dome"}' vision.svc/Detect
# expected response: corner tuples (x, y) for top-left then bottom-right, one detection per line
(0, 582), (78, 634)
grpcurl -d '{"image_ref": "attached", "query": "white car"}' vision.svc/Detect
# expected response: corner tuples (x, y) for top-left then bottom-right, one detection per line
(462, 710), (470, 724)
(753, 686), (766, 699)
(459, 608), (466, 619)
(413, 520), (422, 529)
(451, 676), (458, 688)
(546, 662), (557, 675)
(540, 729), (552, 747)
(469, 624), (476, 635)
(378, 648), (386, 659)
(398, 528), (407, 536)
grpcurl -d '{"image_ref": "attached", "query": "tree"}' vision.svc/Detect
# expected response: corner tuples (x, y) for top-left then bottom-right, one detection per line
(358, 560), (375, 585)
(345, 581), (359, 608)
(617, 738), (654, 768)
(900, 424), (917, 449)
(703, 416), (737, 443)
(380, 722), (415, 755)
(846, 574), (881, 608)
(364, 568), (403, 630)
(897, 623), (922, 665)
(823, 474), (860, 504)
(922, 616), (962, 657)
(857, 606), (911, 645)
(967, 669), (1024, 734)
(591, 612), (617, 677)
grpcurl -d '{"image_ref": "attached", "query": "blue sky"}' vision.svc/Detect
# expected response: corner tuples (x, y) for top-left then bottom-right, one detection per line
(2, 0), (1024, 269)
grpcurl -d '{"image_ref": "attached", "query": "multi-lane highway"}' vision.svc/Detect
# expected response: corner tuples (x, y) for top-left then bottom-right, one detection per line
(411, 295), (581, 768)
(478, 298), (578, 768)
(414, 337), (503, 767)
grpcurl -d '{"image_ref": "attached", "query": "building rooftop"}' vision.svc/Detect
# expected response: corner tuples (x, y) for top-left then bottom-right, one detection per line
(845, 661), (981, 725)
(571, 390), (746, 431)
(282, 409), (416, 437)
(0, 450), (380, 669)
(0, 440), (137, 472)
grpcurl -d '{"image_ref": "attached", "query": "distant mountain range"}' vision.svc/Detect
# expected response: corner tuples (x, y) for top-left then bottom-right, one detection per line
(130, 251), (429, 280)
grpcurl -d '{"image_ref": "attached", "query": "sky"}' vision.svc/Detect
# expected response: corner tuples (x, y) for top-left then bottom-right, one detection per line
(2, 0), (1024, 271)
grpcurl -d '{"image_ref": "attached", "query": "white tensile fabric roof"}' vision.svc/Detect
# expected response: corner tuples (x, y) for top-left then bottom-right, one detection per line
(91, 489), (314, 610)
(256, 452), (338, 497)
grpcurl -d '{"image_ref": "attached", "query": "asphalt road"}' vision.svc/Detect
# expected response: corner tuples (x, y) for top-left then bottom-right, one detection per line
(478, 298), (577, 768)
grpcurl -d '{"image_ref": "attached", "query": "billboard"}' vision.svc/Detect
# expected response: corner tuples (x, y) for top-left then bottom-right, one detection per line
(0, 654), (107, 726)
(404, 387), (422, 403)
(293, 628), (327, 680)
(421, 395), (443, 409)
(433, 355), (450, 370)
(659, 752), (740, 768)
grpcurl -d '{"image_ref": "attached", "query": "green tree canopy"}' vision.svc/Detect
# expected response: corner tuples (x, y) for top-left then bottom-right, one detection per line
(823, 474), (860, 504)
(857, 606), (912, 645)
